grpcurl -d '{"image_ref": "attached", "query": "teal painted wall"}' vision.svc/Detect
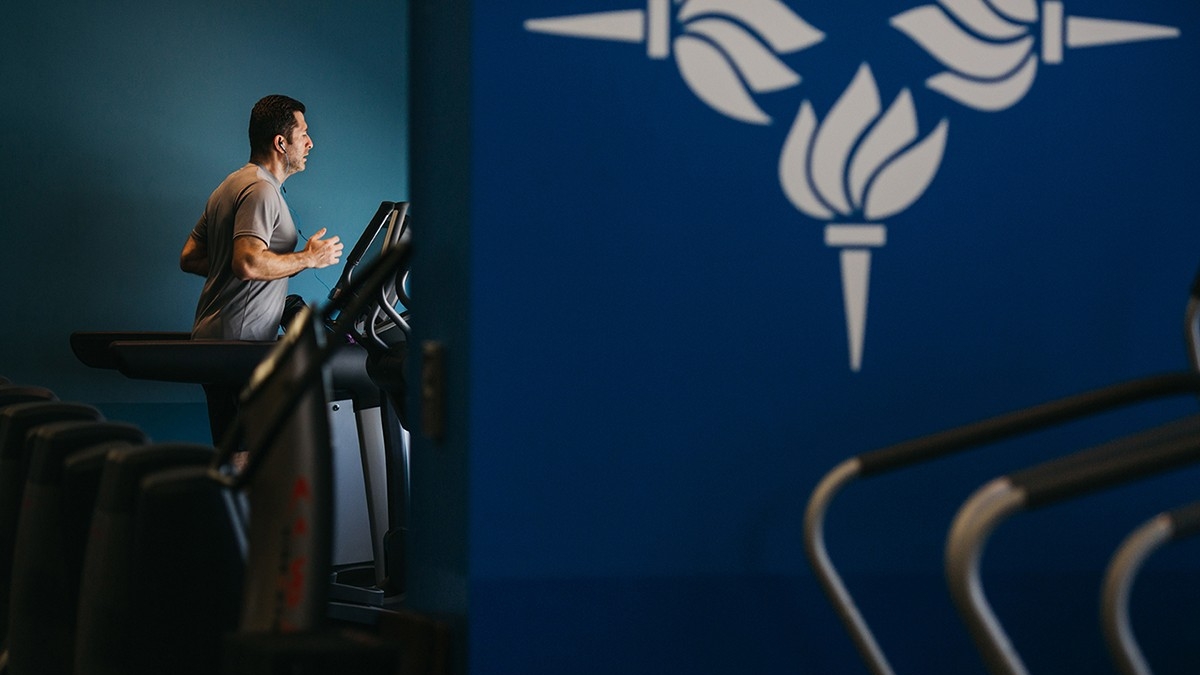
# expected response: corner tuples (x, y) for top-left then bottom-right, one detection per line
(0, 0), (409, 435)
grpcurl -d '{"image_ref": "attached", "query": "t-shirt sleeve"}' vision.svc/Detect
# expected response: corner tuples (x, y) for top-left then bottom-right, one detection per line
(189, 213), (208, 243)
(232, 181), (280, 248)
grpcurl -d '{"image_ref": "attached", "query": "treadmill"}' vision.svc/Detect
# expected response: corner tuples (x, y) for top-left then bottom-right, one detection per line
(218, 241), (415, 669)
(70, 200), (412, 615)
(322, 201), (412, 612)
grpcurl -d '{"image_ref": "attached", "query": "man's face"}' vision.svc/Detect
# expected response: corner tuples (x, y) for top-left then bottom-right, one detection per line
(286, 111), (313, 174)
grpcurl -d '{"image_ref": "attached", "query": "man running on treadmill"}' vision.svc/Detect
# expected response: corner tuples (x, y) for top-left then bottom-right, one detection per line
(179, 94), (343, 442)
(180, 94), (342, 339)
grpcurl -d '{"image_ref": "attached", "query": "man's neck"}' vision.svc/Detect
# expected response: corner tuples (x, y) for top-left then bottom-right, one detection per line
(249, 154), (289, 184)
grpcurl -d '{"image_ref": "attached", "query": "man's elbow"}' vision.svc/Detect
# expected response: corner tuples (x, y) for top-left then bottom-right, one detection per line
(231, 259), (256, 281)
(180, 255), (205, 276)
(231, 256), (269, 281)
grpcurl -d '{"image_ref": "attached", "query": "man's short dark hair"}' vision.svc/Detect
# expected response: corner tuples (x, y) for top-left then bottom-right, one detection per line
(248, 95), (306, 157)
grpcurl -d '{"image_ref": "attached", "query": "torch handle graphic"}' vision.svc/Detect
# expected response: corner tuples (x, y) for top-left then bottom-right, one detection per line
(1042, 0), (1180, 65)
(826, 225), (887, 372)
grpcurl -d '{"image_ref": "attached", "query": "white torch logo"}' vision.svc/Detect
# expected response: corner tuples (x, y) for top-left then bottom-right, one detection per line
(779, 64), (949, 371)
(892, 0), (1180, 111)
(525, 0), (825, 124)
(526, 2), (1181, 371)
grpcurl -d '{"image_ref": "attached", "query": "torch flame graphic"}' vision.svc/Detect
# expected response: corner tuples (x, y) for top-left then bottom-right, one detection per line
(892, 0), (1181, 111)
(779, 64), (949, 371)
(525, 0), (824, 124)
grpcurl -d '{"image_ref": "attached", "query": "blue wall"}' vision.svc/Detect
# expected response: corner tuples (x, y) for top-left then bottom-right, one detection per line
(0, 0), (409, 439)
(409, 0), (1200, 673)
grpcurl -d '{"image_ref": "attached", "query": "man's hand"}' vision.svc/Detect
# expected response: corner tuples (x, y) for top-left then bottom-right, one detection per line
(303, 228), (343, 269)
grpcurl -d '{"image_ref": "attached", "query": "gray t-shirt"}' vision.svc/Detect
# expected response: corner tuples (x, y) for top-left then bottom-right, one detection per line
(190, 164), (299, 341)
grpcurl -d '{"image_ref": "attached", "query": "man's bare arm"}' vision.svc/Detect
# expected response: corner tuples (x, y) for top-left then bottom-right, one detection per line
(180, 234), (209, 276)
(231, 228), (343, 281)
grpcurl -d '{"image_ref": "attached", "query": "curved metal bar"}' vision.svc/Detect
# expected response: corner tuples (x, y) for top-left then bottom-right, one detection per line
(803, 457), (897, 675)
(1101, 513), (1171, 675)
(806, 277), (1200, 674)
(366, 305), (390, 350)
(948, 415), (1200, 674)
(944, 478), (1028, 675)
(803, 373), (1200, 674)
(857, 374), (1200, 477)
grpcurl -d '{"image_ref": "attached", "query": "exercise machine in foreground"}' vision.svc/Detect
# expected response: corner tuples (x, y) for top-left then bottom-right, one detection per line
(73, 231), (442, 674)
(804, 267), (1200, 675)
(70, 202), (413, 619)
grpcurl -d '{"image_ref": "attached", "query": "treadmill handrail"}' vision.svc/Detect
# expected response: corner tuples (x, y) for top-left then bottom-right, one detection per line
(1102, 512), (1170, 675)
(946, 414), (1200, 675)
(857, 373), (1200, 476)
(1102, 499), (1200, 675)
(803, 372), (1200, 675)
(370, 226), (413, 347)
(1008, 414), (1200, 506)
